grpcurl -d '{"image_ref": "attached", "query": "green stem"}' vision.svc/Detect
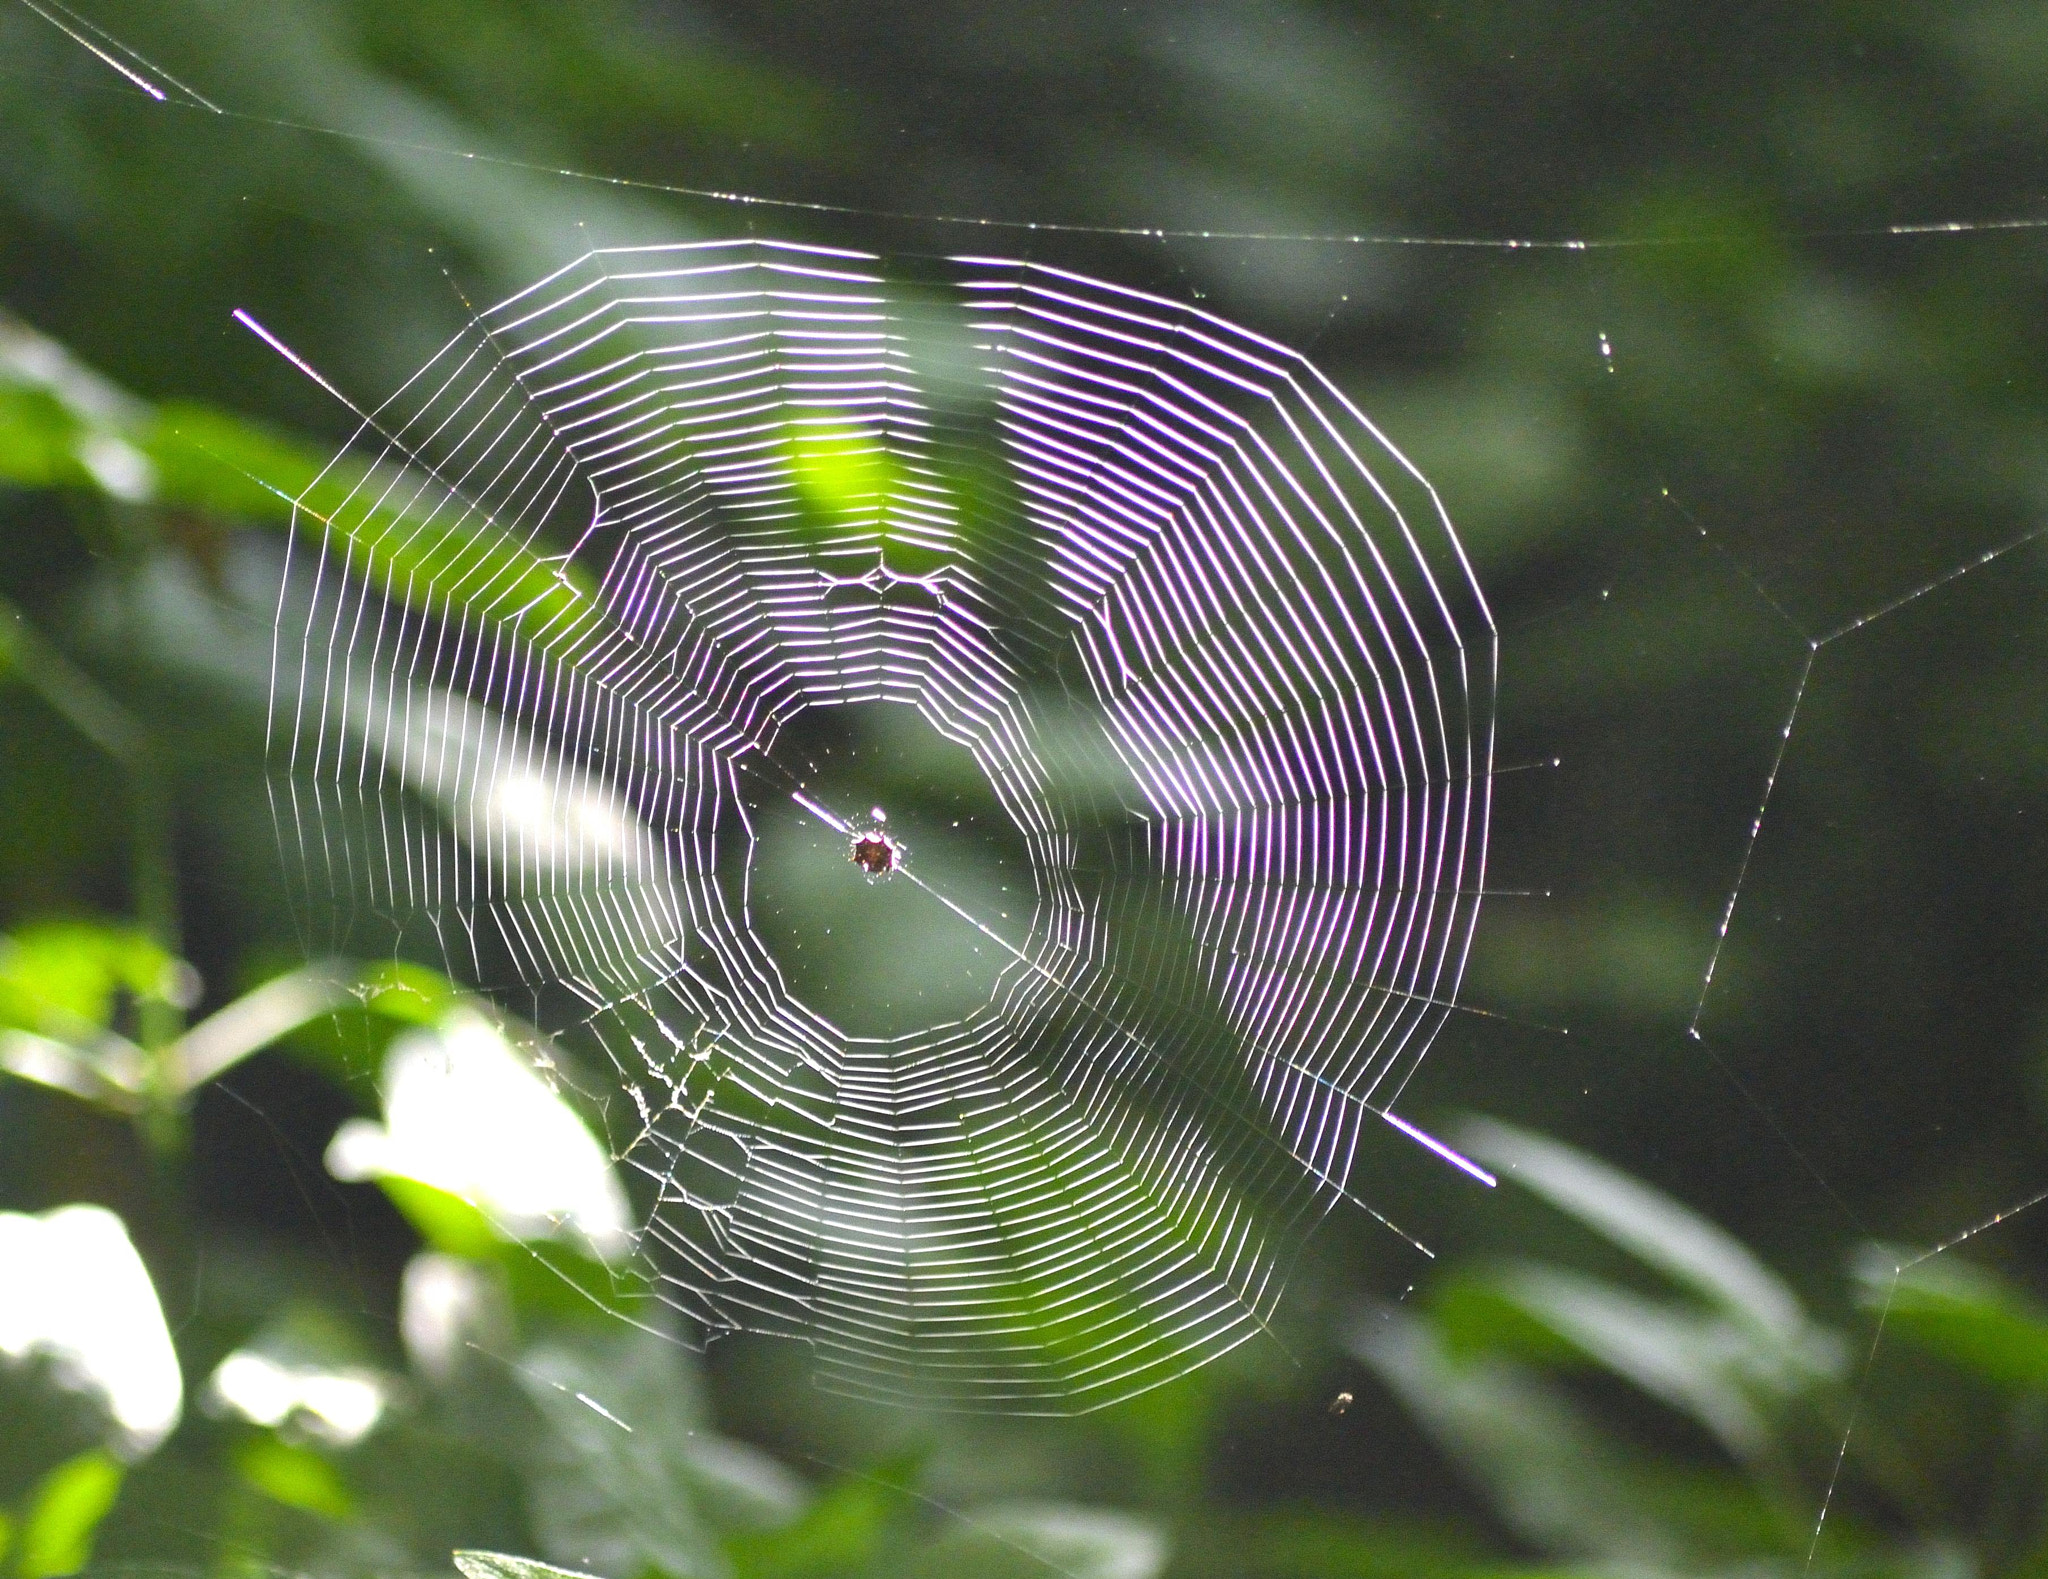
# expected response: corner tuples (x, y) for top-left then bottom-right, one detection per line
(0, 594), (184, 1138)
(127, 762), (182, 1055)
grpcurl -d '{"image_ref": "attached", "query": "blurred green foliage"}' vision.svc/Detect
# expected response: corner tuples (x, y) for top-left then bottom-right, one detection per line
(5, 913), (2046, 1577)
(5, 0), (2048, 1576)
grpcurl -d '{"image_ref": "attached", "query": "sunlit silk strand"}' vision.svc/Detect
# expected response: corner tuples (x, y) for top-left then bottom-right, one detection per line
(266, 239), (1497, 1412)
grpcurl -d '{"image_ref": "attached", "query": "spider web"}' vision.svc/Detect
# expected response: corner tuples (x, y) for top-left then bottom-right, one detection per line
(264, 239), (1496, 1411)
(14, 0), (2048, 1538)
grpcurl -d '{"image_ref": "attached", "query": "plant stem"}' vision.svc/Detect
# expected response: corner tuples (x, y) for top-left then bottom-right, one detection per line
(0, 593), (184, 1089)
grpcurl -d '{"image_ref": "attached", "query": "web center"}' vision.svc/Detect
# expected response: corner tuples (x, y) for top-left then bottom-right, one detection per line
(729, 701), (1033, 1039)
(847, 815), (901, 878)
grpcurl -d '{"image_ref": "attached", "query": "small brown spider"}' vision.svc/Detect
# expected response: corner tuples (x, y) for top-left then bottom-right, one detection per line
(849, 829), (899, 877)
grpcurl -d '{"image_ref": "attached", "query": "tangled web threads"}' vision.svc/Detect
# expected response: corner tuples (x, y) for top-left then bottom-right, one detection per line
(270, 238), (1496, 1411)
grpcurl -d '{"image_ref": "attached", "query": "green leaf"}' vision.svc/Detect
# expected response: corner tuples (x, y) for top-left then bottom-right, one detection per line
(1431, 1272), (1585, 1366)
(14, 1450), (123, 1579)
(0, 922), (181, 1036)
(232, 1437), (354, 1521)
(357, 960), (469, 1026)
(146, 403), (323, 523)
(1351, 1312), (1679, 1567)
(1456, 1118), (1809, 1345)
(725, 1473), (893, 1579)
(899, 1503), (1166, 1579)
(788, 413), (896, 526)
(452, 1551), (596, 1579)
(1480, 1265), (1773, 1457)
(512, 1328), (739, 1579)
(374, 1177), (509, 1261)
(4, 315), (597, 658)
(1854, 1246), (2048, 1392)
(0, 387), (89, 492)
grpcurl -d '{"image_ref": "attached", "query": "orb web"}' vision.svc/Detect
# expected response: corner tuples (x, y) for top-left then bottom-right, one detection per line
(268, 238), (1495, 1411)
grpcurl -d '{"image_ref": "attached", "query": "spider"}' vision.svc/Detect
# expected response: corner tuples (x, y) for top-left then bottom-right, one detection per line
(849, 827), (900, 877)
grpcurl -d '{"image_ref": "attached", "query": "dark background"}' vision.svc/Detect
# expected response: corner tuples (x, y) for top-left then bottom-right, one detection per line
(3, 3), (2048, 1575)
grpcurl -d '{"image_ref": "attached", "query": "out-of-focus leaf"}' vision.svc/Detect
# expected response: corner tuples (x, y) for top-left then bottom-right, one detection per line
(0, 314), (153, 504)
(493, 1240), (644, 1330)
(147, 403), (321, 523)
(1480, 1265), (1773, 1456)
(1854, 1245), (2048, 1392)
(203, 1306), (394, 1450)
(0, 923), (181, 1037)
(4, 314), (597, 650)
(674, 1437), (811, 1536)
(1431, 1272), (1584, 1366)
(899, 1502), (1167, 1579)
(452, 1551), (593, 1579)
(167, 962), (360, 1092)
(513, 1326), (779, 1579)
(0, 1206), (185, 1457)
(232, 1437), (354, 1521)
(263, 956), (475, 1089)
(1350, 1311), (1778, 1569)
(356, 961), (468, 1026)
(327, 1010), (633, 1263)
(14, 1450), (123, 1579)
(725, 1472), (893, 1579)
(373, 1178), (507, 1263)
(0, 386), (89, 492)
(0, 914), (179, 1115)
(788, 416), (893, 519)
(1457, 1117), (1809, 1345)
(1169, 1511), (1496, 1579)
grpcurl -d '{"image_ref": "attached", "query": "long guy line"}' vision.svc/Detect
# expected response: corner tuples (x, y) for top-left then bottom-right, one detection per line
(12, 0), (2048, 257)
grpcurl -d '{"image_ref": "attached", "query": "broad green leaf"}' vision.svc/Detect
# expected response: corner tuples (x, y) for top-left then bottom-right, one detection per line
(1352, 1313), (1807, 1568)
(15, 1450), (123, 1579)
(232, 1437), (355, 1520)
(0, 313), (153, 503)
(262, 955), (469, 1088)
(725, 1472), (893, 1579)
(0, 923), (181, 1037)
(326, 1010), (633, 1264)
(1854, 1245), (2048, 1392)
(899, 1502), (1166, 1579)
(487, 1239), (645, 1330)
(788, 413), (896, 527)
(1457, 1118), (1808, 1345)
(1168, 1511), (1493, 1579)
(147, 403), (323, 523)
(357, 960), (469, 1025)
(1431, 1272), (1583, 1366)
(453, 1551), (594, 1579)
(374, 1177), (508, 1262)
(1482, 1264), (1773, 1457)
(0, 925), (174, 1106)
(512, 1327), (754, 1579)
(0, 386), (90, 492)
(3, 314), (598, 657)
